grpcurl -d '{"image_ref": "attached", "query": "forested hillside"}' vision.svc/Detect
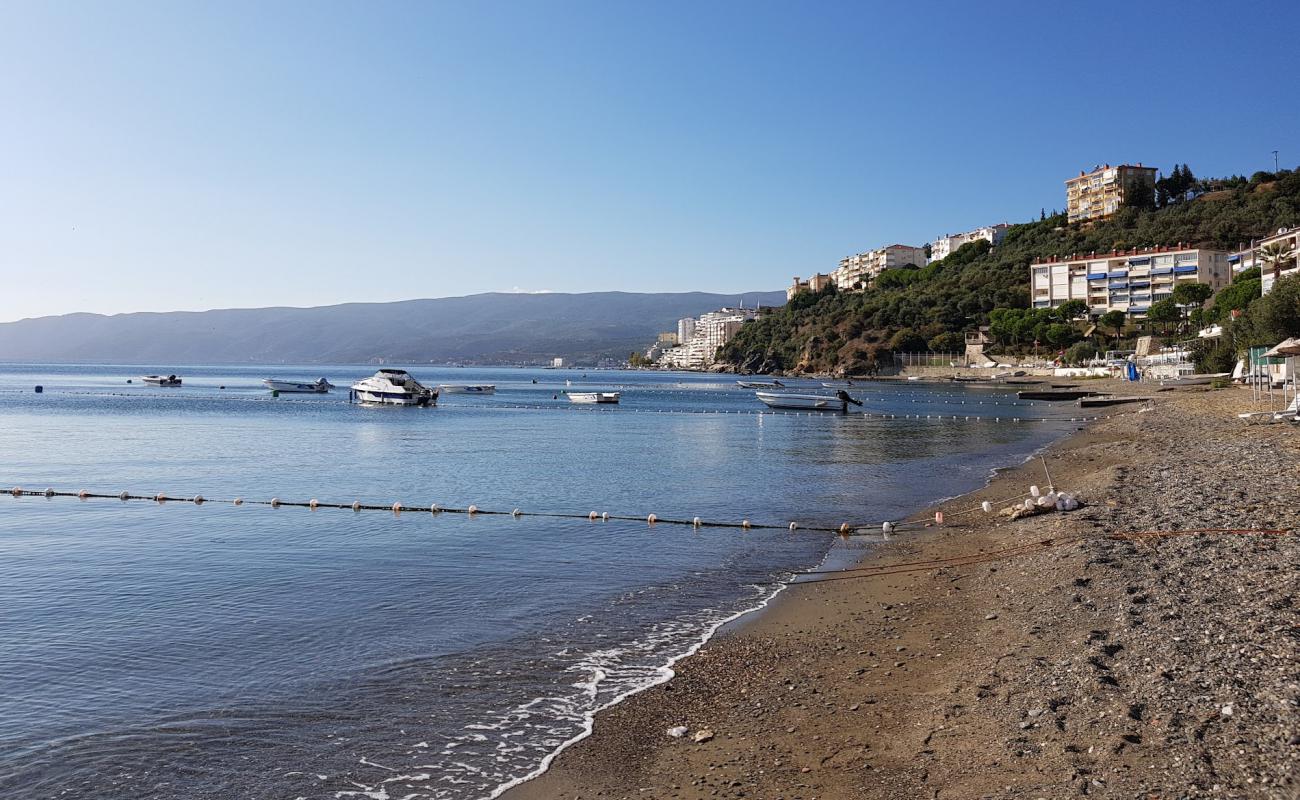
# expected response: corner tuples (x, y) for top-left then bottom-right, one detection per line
(721, 168), (1300, 374)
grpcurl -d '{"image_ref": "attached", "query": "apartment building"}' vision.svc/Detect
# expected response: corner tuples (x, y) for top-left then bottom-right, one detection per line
(831, 245), (927, 290)
(1065, 164), (1157, 224)
(786, 272), (833, 300)
(930, 223), (1010, 262)
(1030, 246), (1230, 317)
(660, 307), (759, 369)
(1230, 226), (1299, 294)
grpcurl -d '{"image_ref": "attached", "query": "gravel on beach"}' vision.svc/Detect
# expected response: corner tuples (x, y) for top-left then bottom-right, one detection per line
(504, 384), (1298, 800)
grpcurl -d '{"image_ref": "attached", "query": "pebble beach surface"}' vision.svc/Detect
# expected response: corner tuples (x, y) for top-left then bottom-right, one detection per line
(505, 382), (1298, 799)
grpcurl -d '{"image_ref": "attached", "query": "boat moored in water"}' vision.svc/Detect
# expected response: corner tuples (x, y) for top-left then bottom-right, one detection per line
(350, 369), (437, 406)
(568, 391), (620, 404)
(141, 374), (182, 386)
(263, 377), (334, 393)
(737, 380), (784, 389)
(438, 384), (496, 394)
(755, 390), (861, 412)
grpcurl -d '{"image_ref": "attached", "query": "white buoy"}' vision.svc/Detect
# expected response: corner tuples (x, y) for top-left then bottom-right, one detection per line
(934, 511), (944, 524)
(233, 497), (243, 506)
(78, 490), (89, 500)
(44, 488), (55, 497)
(981, 501), (993, 513)
(9, 487), (21, 497)
(589, 511), (598, 520)
(1023, 498), (1034, 510)
(1030, 485), (1041, 497)
(789, 522), (798, 531)
(391, 502), (402, 513)
(512, 508), (521, 517)
(601, 512), (609, 521)
(838, 523), (851, 535)
(692, 516), (702, 528)
(193, 495), (204, 505)
(309, 499), (319, 509)
(647, 513), (657, 524)
(430, 503), (440, 513)
(468, 505), (479, 515)
(742, 519), (751, 529)
(270, 498), (281, 508)
(155, 493), (167, 503)
(351, 501), (361, 512)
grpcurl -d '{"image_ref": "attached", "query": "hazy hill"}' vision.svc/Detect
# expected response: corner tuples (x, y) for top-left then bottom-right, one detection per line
(0, 291), (786, 364)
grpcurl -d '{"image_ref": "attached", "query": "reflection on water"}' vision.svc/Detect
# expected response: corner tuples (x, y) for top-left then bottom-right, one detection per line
(0, 364), (1071, 798)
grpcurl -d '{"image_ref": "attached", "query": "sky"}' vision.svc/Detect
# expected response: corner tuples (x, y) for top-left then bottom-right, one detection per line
(2, 1), (1298, 322)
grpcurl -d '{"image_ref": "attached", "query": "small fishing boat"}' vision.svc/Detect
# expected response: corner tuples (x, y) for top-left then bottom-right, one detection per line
(1017, 390), (1098, 401)
(141, 374), (182, 386)
(350, 369), (437, 406)
(821, 381), (855, 388)
(439, 384), (496, 394)
(1158, 372), (1231, 387)
(737, 380), (784, 389)
(568, 391), (620, 404)
(263, 377), (334, 393)
(755, 391), (861, 412)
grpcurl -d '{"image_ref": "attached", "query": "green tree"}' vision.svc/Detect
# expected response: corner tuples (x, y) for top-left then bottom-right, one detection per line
(1259, 240), (1296, 283)
(1055, 300), (1088, 321)
(1099, 310), (1127, 344)
(887, 328), (928, 352)
(927, 331), (965, 352)
(1146, 298), (1181, 335)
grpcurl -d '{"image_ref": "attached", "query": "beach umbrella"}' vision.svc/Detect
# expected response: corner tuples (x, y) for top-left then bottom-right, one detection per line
(1262, 338), (1300, 358)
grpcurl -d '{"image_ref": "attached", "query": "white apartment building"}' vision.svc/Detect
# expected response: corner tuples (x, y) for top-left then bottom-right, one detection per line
(1231, 226), (1299, 295)
(676, 317), (697, 346)
(832, 244), (927, 290)
(660, 307), (758, 369)
(931, 224), (1010, 262)
(1030, 246), (1230, 317)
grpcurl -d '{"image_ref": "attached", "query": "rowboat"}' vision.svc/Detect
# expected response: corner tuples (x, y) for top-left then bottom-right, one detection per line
(439, 384), (496, 394)
(755, 391), (860, 412)
(141, 374), (182, 386)
(263, 377), (333, 393)
(568, 391), (620, 404)
(737, 380), (784, 389)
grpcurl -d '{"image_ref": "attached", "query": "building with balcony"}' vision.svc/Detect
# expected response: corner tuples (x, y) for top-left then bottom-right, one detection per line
(831, 245), (927, 290)
(659, 307), (759, 369)
(930, 223), (1010, 262)
(1065, 164), (1157, 224)
(1230, 226), (1299, 294)
(787, 272), (833, 300)
(1029, 246), (1230, 317)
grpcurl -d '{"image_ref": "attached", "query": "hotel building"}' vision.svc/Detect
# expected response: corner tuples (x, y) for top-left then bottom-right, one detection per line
(831, 245), (927, 290)
(930, 224), (1010, 262)
(1065, 164), (1157, 224)
(1230, 226), (1299, 295)
(1030, 246), (1230, 317)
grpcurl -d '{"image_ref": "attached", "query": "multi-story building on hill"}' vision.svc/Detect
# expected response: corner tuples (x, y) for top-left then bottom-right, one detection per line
(930, 223), (1009, 262)
(1065, 164), (1157, 223)
(1029, 246), (1230, 317)
(831, 245), (927, 290)
(1230, 226), (1299, 295)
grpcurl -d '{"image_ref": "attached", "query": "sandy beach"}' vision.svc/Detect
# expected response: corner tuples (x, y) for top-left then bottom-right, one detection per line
(504, 383), (1298, 799)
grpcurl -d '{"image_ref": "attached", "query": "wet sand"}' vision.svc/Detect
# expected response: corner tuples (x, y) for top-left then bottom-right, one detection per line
(504, 383), (1298, 799)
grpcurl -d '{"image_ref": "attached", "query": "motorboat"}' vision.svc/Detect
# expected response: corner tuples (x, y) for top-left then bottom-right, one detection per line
(438, 384), (496, 394)
(264, 377), (334, 393)
(568, 391), (620, 404)
(737, 379), (784, 389)
(755, 390), (861, 412)
(350, 369), (437, 406)
(141, 374), (182, 386)
(1158, 372), (1232, 387)
(821, 381), (855, 388)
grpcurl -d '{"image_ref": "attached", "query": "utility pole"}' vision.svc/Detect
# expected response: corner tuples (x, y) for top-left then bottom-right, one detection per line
(1273, 150), (1280, 172)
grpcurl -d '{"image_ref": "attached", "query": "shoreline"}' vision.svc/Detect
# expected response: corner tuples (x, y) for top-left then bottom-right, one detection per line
(502, 382), (1297, 799)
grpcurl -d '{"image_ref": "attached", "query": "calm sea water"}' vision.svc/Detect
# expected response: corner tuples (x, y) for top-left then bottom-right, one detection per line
(0, 364), (1073, 799)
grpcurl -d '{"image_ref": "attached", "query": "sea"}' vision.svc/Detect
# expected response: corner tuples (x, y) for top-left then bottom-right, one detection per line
(0, 364), (1077, 799)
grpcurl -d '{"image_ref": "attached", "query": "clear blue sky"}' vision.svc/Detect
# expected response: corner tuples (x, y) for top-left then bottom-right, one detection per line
(2, 1), (1297, 322)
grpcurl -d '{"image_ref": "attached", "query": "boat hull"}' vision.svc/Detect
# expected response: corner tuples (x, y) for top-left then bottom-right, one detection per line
(141, 376), (182, 386)
(755, 391), (848, 412)
(263, 379), (332, 393)
(568, 392), (620, 404)
(439, 385), (496, 394)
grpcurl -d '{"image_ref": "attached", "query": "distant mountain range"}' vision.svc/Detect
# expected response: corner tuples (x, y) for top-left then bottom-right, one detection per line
(0, 291), (786, 365)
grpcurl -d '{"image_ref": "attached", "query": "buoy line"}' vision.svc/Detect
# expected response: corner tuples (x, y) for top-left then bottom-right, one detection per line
(4, 486), (952, 536)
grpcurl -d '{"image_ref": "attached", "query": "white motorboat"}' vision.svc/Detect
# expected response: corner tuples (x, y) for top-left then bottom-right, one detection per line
(737, 380), (784, 389)
(568, 391), (620, 404)
(141, 374), (182, 386)
(438, 384), (496, 394)
(264, 377), (334, 393)
(755, 391), (861, 412)
(350, 369), (438, 406)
